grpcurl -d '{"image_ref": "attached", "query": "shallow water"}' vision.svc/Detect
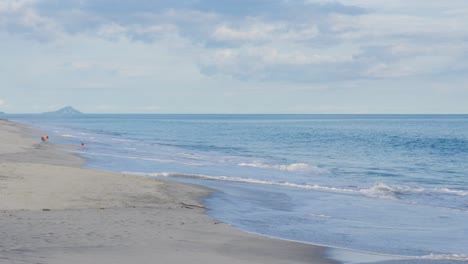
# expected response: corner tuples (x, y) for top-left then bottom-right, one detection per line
(11, 114), (468, 261)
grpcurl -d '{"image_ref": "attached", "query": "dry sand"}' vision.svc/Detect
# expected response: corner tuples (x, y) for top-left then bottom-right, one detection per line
(0, 119), (339, 264)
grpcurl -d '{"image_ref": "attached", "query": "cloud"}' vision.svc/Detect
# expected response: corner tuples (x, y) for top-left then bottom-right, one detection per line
(2, 0), (468, 85)
(0, 0), (36, 13)
(204, 46), (352, 66)
(0, 98), (6, 107)
(199, 41), (359, 81)
(3, 0), (365, 43)
(304, 1), (367, 15)
(329, 13), (467, 40)
(95, 22), (178, 42)
(211, 20), (319, 43)
(0, 0), (62, 40)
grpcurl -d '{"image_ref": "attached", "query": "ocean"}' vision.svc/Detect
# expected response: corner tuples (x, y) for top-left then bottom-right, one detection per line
(10, 114), (468, 262)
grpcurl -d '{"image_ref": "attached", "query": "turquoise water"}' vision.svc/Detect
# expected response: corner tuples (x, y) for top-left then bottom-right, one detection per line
(11, 114), (468, 261)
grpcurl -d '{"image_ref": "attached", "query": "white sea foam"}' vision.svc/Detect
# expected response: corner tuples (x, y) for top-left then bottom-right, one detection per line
(125, 171), (356, 193)
(81, 152), (176, 163)
(125, 171), (468, 203)
(434, 188), (468, 196)
(308, 213), (332, 218)
(419, 253), (468, 261)
(81, 152), (207, 166)
(61, 134), (77, 138)
(359, 183), (400, 200)
(359, 183), (425, 200)
(331, 248), (468, 263)
(123, 147), (138, 151)
(238, 162), (327, 173)
(358, 183), (468, 200)
(110, 138), (135, 142)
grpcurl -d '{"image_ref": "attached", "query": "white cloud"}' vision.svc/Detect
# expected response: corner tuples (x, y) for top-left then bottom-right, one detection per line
(365, 55), (455, 78)
(205, 46), (353, 66)
(245, 46), (353, 65)
(212, 24), (268, 42)
(0, 0), (63, 41)
(211, 21), (318, 42)
(0, 0), (36, 13)
(199, 44), (357, 81)
(4, 0), (464, 83)
(97, 23), (127, 37)
(198, 1), (468, 81)
(337, 0), (468, 12)
(0, 98), (6, 106)
(330, 13), (467, 40)
(96, 22), (178, 40)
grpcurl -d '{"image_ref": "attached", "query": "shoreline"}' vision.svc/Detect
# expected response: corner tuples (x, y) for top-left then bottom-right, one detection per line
(0, 119), (338, 264)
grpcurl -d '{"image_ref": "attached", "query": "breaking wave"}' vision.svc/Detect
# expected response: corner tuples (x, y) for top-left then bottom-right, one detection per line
(419, 253), (468, 261)
(360, 182), (468, 200)
(434, 188), (468, 196)
(61, 134), (77, 138)
(238, 162), (327, 173)
(124, 171), (468, 204)
(124, 171), (355, 193)
(359, 183), (424, 200)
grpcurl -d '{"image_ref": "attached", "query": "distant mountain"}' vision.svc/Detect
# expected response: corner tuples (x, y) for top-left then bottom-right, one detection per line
(42, 106), (83, 116)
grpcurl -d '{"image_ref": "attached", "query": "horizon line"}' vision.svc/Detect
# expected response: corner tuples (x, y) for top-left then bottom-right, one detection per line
(3, 112), (468, 115)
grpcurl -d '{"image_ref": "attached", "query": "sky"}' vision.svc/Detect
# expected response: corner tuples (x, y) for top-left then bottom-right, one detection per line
(1, 0), (467, 114)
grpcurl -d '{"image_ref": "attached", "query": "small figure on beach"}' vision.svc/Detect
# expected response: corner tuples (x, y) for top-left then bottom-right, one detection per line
(81, 142), (85, 147)
(41, 135), (49, 142)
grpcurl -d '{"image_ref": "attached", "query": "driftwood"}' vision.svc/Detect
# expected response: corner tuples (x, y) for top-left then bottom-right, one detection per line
(180, 202), (207, 210)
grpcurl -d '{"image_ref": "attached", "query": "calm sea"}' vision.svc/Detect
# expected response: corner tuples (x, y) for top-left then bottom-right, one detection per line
(10, 114), (468, 261)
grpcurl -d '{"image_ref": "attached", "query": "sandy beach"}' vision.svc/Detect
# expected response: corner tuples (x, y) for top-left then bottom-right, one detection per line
(0, 119), (337, 264)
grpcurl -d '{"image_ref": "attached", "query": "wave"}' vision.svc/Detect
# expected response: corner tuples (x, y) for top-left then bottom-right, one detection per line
(238, 162), (327, 173)
(61, 134), (77, 138)
(360, 182), (468, 200)
(125, 171), (357, 193)
(125, 171), (468, 205)
(434, 188), (468, 196)
(419, 253), (468, 261)
(110, 138), (136, 142)
(359, 183), (424, 200)
(79, 152), (177, 163)
(359, 183), (401, 200)
(308, 213), (332, 218)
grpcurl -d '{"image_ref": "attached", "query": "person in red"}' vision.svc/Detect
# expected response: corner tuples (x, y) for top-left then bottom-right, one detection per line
(41, 135), (49, 141)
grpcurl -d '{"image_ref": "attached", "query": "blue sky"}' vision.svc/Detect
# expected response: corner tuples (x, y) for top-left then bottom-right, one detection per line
(1, 0), (467, 113)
